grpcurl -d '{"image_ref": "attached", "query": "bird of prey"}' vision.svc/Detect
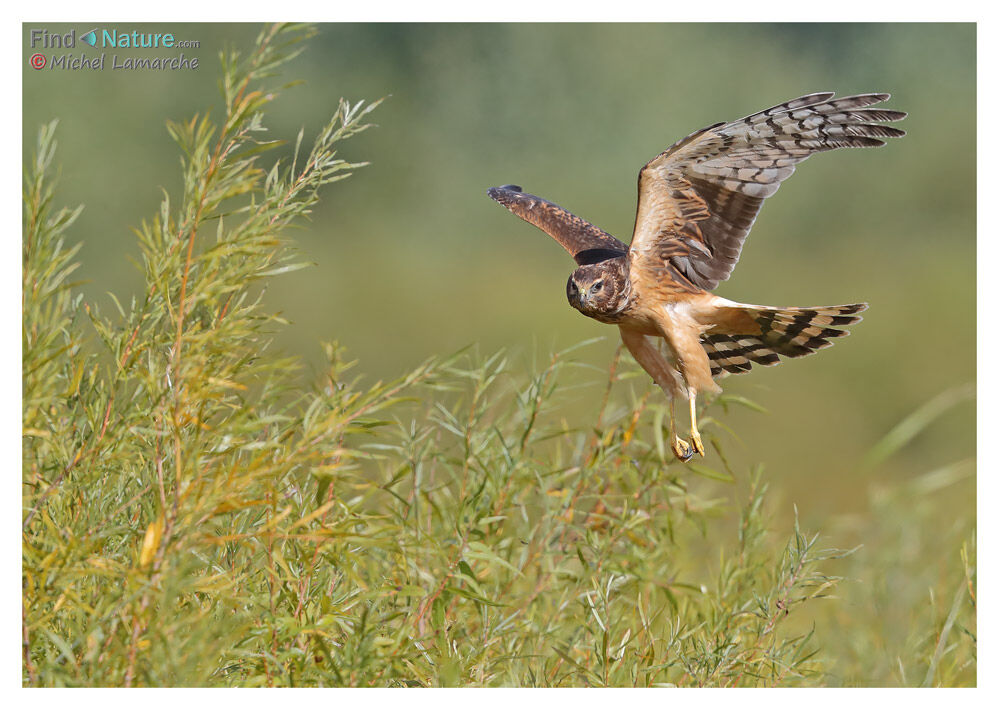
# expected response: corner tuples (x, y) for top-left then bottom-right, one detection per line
(487, 92), (905, 462)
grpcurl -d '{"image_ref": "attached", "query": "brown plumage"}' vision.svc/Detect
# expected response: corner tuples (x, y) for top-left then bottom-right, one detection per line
(487, 92), (905, 461)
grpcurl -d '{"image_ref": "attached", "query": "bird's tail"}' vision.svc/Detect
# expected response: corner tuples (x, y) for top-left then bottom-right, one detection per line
(700, 303), (867, 377)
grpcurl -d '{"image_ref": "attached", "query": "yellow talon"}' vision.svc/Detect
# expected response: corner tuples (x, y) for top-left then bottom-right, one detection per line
(671, 435), (695, 462)
(690, 430), (705, 457)
(689, 395), (705, 457)
(669, 397), (695, 462)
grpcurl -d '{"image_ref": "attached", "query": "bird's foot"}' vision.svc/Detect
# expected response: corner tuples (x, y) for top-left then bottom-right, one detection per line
(671, 436), (695, 463)
(690, 430), (706, 457)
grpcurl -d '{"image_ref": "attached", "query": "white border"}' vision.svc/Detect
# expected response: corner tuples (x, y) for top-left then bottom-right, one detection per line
(8, 1), (991, 701)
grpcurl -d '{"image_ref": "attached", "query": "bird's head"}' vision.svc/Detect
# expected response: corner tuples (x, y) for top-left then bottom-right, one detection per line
(566, 261), (628, 321)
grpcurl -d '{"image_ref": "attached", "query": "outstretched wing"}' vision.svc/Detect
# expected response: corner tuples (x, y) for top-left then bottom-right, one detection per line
(487, 184), (628, 265)
(630, 93), (906, 290)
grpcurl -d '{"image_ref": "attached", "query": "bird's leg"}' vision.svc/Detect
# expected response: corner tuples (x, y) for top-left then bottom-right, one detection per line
(688, 394), (705, 457)
(617, 328), (694, 463)
(670, 396), (695, 462)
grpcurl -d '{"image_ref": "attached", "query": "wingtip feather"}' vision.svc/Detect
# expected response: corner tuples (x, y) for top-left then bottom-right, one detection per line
(487, 185), (524, 204)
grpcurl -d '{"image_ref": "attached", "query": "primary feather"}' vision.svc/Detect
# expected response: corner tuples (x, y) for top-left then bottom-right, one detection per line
(630, 92), (906, 290)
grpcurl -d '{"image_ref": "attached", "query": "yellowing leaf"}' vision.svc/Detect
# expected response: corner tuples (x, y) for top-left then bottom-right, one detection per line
(140, 516), (164, 568)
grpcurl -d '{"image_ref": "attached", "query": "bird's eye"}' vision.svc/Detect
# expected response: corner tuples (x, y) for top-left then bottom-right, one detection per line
(592, 281), (604, 292)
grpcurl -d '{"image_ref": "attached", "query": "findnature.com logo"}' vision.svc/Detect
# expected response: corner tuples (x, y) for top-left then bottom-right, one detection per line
(27, 27), (201, 72)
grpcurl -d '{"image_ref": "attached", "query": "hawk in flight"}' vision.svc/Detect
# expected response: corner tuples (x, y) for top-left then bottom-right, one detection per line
(487, 92), (905, 461)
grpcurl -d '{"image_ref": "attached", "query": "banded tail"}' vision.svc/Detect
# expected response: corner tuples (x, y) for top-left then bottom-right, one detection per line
(701, 303), (867, 377)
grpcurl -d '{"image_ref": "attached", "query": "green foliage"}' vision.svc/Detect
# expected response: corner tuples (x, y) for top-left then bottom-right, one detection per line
(819, 389), (977, 687)
(22, 24), (975, 688)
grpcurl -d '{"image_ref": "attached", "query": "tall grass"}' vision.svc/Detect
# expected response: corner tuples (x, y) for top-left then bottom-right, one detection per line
(22, 23), (975, 687)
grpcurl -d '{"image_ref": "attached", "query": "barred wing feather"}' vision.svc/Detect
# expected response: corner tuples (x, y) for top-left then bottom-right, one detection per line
(630, 93), (906, 290)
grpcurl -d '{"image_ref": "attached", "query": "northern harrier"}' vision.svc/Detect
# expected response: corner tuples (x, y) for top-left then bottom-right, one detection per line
(487, 92), (905, 461)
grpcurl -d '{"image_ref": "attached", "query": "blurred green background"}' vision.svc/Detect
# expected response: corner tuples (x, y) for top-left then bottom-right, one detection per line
(23, 23), (974, 541)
